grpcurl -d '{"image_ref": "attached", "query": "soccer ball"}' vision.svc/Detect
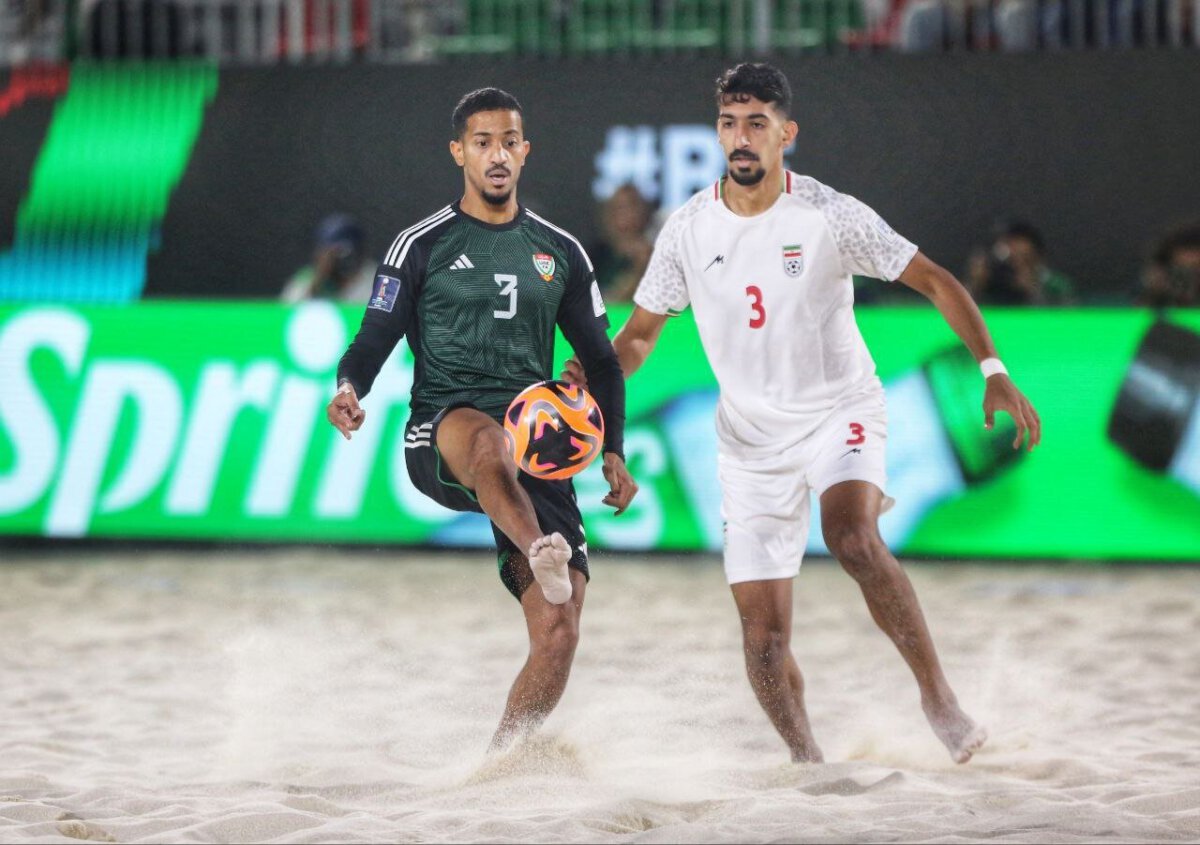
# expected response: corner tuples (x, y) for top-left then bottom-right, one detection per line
(503, 380), (605, 480)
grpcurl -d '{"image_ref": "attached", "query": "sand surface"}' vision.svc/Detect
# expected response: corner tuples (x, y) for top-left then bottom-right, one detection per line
(1, 549), (1199, 844)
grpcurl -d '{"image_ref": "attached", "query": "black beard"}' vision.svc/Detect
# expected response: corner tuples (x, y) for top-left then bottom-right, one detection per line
(481, 187), (513, 206)
(729, 165), (767, 186)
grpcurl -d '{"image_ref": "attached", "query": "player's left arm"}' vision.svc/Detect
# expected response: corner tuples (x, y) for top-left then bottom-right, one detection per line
(557, 242), (639, 514)
(898, 251), (1041, 450)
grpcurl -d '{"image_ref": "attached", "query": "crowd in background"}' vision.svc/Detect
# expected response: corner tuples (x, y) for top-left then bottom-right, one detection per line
(3, 1), (1196, 309)
(2, 0), (1196, 65)
(287, 188), (1200, 309)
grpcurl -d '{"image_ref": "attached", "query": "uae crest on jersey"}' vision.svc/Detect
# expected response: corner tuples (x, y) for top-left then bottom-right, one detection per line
(533, 253), (556, 282)
(782, 244), (804, 277)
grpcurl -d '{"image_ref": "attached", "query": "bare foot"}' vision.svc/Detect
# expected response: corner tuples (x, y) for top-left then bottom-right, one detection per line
(924, 701), (987, 764)
(528, 532), (572, 604)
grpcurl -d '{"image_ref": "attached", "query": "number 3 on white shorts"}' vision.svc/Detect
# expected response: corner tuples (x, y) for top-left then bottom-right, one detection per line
(846, 422), (865, 445)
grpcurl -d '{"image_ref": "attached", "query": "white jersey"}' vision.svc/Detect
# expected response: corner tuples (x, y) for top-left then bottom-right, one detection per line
(634, 171), (918, 457)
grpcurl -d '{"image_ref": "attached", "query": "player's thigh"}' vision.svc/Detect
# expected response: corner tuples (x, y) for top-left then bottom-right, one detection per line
(404, 411), (484, 513)
(495, 476), (589, 601)
(719, 453), (809, 585)
(434, 404), (513, 490)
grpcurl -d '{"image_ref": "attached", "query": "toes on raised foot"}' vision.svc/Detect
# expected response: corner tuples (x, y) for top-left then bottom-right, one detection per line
(953, 727), (988, 764)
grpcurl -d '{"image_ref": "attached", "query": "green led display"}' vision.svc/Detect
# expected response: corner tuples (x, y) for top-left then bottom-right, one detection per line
(0, 303), (1197, 559)
(0, 63), (217, 302)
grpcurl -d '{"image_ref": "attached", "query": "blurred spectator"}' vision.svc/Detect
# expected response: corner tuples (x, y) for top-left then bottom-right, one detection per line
(1, 0), (65, 63)
(897, 0), (948, 51)
(966, 220), (1077, 305)
(588, 183), (656, 303)
(1136, 222), (1200, 307)
(995, 0), (1039, 49)
(375, 0), (483, 61)
(282, 213), (375, 304)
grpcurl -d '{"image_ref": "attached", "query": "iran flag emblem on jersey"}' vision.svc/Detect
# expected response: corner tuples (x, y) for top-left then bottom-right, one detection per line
(783, 244), (804, 277)
(533, 253), (556, 282)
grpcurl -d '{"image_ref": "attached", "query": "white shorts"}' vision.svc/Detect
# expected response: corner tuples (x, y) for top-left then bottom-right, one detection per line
(719, 390), (891, 585)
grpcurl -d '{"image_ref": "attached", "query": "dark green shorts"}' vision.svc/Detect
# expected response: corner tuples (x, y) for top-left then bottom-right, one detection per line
(403, 404), (590, 599)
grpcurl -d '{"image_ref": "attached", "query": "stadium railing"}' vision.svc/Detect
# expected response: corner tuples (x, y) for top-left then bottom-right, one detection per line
(1, 0), (1196, 67)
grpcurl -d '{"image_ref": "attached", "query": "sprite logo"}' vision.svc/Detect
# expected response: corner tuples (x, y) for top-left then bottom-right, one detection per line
(0, 303), (432, 538)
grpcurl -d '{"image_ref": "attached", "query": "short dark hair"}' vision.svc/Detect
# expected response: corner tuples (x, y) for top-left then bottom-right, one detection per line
(452, 87), (523, 139)
(715, 63), (792, 116)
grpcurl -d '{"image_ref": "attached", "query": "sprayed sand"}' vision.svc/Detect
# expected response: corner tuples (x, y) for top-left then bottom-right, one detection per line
(1, 549), (1198, 843)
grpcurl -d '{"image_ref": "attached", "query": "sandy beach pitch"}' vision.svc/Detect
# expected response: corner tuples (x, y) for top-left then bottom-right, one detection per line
(1, 549), (1198, 843)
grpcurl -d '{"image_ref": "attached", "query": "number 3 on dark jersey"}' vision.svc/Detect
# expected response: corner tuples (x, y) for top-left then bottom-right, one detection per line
(494, 273), (518, 319)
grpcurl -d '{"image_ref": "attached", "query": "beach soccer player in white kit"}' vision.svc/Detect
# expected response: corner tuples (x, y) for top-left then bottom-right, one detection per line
(566, 62), (1041, 764)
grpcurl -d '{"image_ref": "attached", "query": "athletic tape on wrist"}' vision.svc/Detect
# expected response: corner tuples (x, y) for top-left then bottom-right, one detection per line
(980, 358), (1008, 379)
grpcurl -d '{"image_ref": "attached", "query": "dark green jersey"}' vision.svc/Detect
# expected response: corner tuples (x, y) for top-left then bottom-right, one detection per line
(338, 202), (625, 455)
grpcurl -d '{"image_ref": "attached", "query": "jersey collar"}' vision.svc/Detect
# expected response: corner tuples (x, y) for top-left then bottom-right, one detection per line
(714, 171), (791, 200)
(713, 171), (792, 219)
(453, 200), (526, 231)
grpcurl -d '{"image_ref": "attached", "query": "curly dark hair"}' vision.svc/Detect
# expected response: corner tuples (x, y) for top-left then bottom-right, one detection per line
(715, 63), (792, 116)
(451, 87), (523, 139)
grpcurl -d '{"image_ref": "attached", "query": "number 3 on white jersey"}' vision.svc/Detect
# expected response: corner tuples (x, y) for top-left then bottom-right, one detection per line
(494, 273), (518, 319)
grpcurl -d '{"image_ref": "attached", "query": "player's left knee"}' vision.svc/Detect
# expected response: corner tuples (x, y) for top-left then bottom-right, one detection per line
(823, 522), (886, 577)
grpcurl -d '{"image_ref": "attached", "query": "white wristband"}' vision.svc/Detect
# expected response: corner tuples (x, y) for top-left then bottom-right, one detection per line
(980, 358), (1008, 379)
(337, 381), (355, 396)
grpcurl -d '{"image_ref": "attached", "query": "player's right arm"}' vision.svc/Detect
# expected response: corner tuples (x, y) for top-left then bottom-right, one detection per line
(327, 260), (420, 440)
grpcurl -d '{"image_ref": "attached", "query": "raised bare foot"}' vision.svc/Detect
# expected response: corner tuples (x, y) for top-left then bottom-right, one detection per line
(924, 700), (987, 764)
(528, 532), (572, 604)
